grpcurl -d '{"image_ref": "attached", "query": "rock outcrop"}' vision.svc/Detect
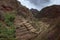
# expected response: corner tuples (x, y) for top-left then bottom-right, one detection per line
(30, 8), (39, 18)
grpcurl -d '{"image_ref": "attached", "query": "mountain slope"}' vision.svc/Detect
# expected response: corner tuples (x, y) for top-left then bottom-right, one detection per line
(33, 5), (60, 40)
(0, 0), (39, 40)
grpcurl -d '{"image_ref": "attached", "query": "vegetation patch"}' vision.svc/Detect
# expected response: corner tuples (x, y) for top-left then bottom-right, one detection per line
(0, 12), (16, 40)
(4, 13), (15, 26)
(0, 25), (16, 40)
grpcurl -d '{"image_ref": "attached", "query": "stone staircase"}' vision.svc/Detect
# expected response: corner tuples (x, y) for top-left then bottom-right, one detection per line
(15, 16), (39, 40)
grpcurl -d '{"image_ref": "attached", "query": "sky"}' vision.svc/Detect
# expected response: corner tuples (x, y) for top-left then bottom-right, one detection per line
(18, 0), (60, 10)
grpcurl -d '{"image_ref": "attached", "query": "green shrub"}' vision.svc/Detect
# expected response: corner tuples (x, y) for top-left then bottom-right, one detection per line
(0, 22), (2, 27)
(0, 12), (16, 40)
(4, 13), (15, 26)
(0, 24), (16, 40)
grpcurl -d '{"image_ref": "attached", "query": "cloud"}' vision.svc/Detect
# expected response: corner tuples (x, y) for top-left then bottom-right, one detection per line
(18, 0), (60, 10)
(51, 0), (60, 4)
(29, 0), (50, 5)
(18, 0), (37, 9)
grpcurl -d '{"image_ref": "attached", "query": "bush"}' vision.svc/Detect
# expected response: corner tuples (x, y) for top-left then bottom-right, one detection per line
(0, 12), (16, 40)
(0, 26), (16, 40)
(0, 22), (2, 27)
(4, 13), (15, 26)
(0, 22), (16, 40)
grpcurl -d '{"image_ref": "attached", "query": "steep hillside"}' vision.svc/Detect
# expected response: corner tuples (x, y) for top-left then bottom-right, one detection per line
(33, 5), (60, 40)
(0, 0), (60, 40)
(36, 5), (60, 18)
(0, 0), (38, 40)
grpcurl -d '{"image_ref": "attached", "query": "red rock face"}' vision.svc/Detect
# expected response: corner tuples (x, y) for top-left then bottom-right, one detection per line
(1, 5), (13, 11)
